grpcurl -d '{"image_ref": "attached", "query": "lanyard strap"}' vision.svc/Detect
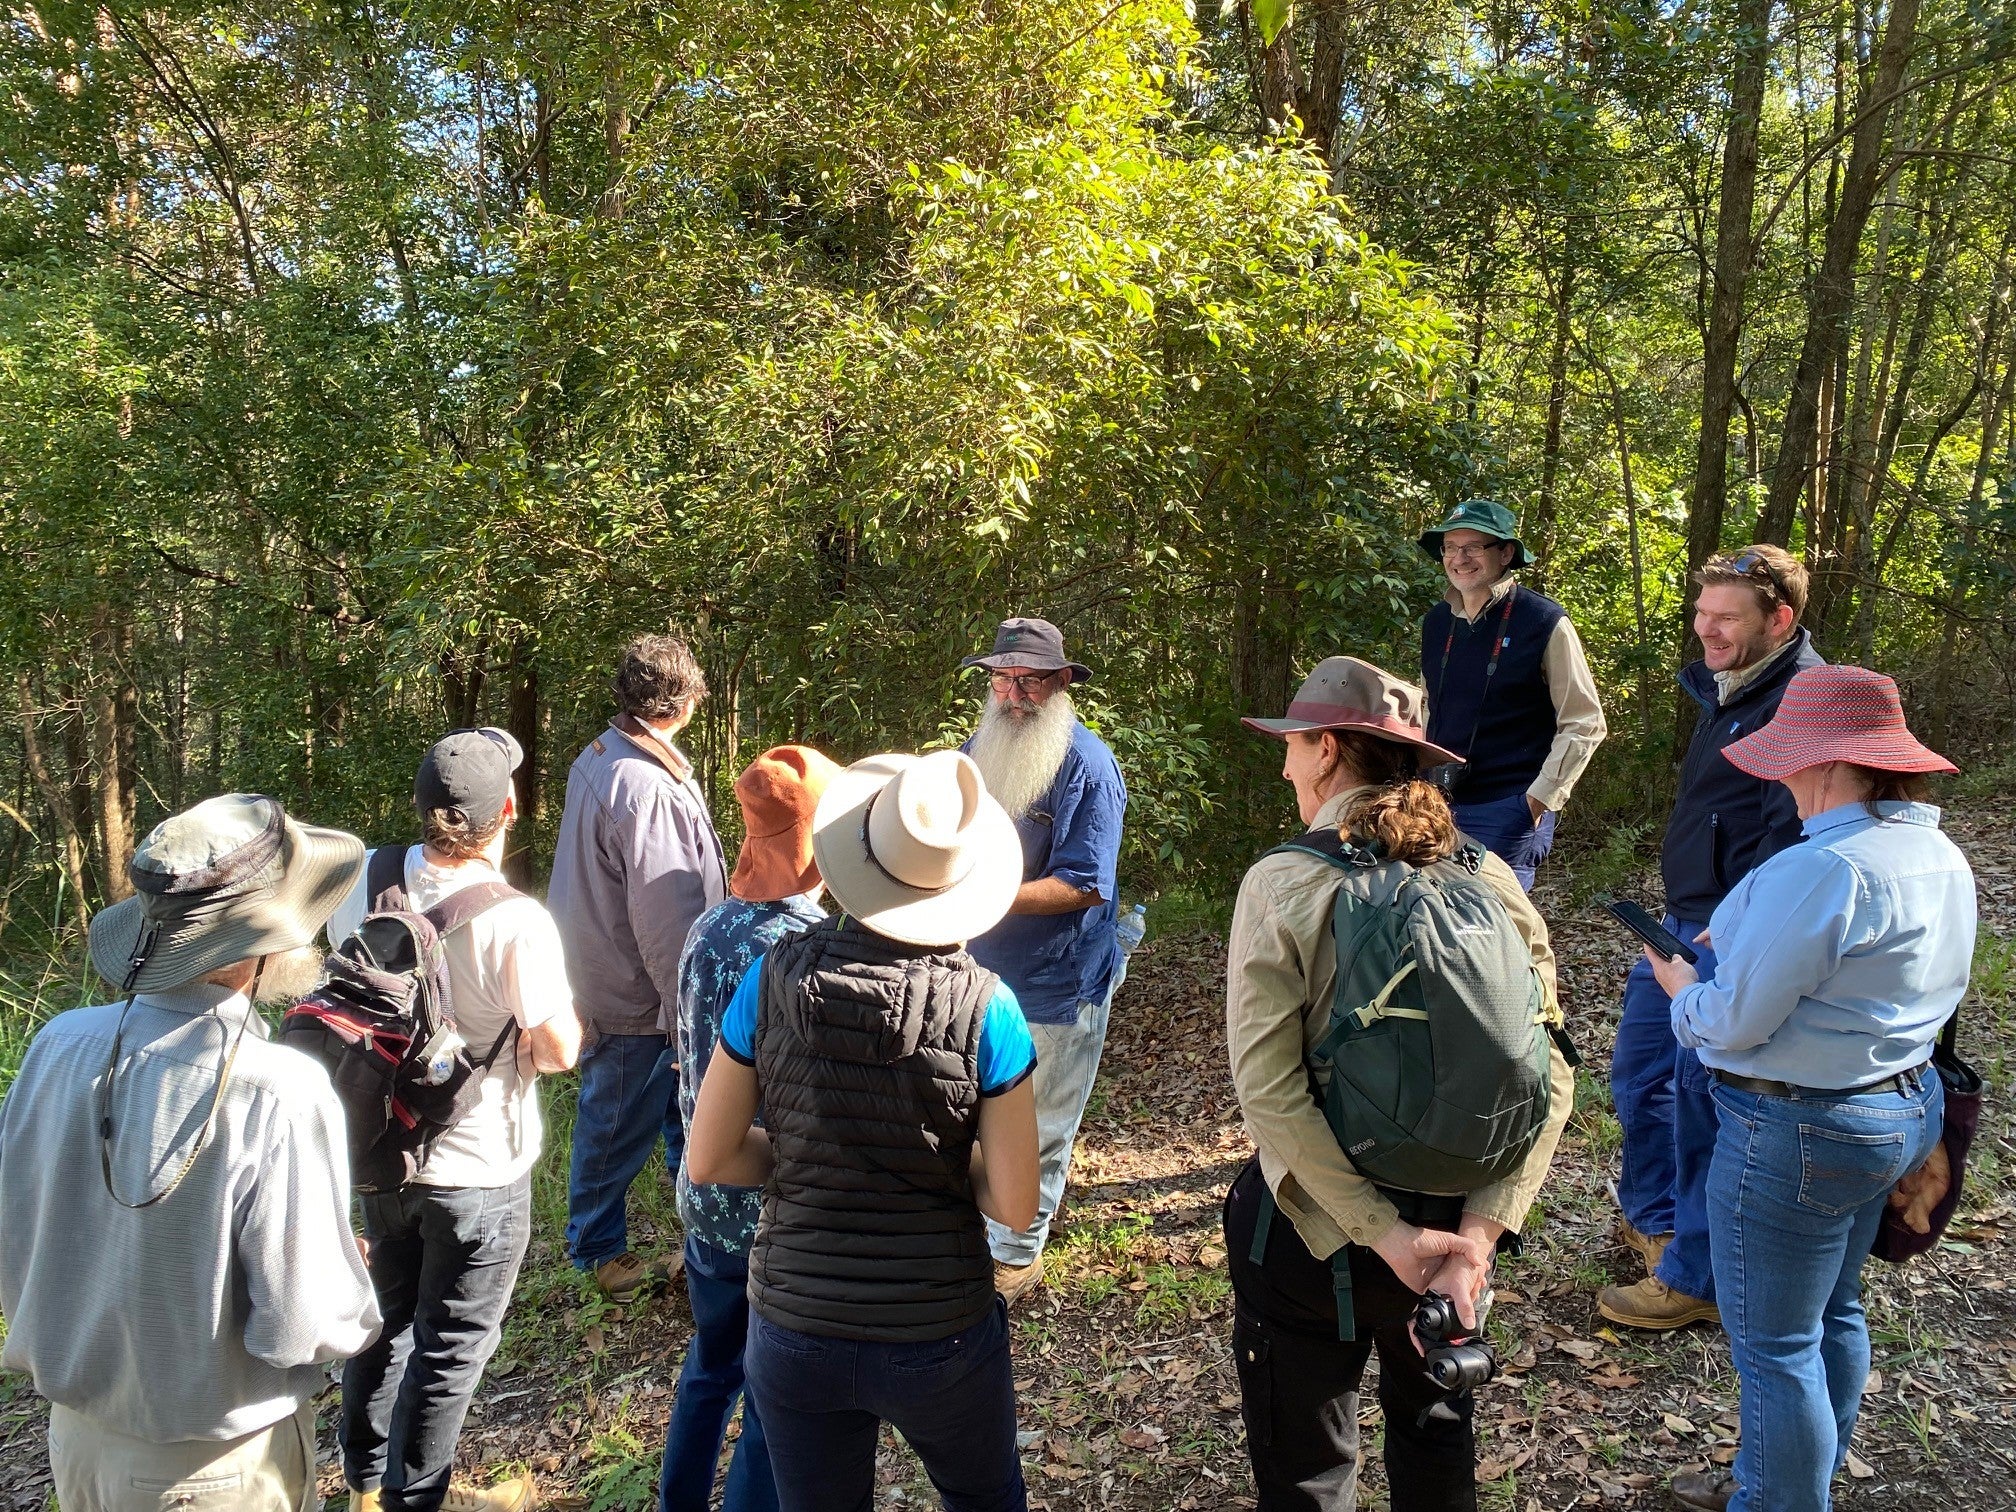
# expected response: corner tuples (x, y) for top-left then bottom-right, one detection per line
(1433, 585), (1519, 763)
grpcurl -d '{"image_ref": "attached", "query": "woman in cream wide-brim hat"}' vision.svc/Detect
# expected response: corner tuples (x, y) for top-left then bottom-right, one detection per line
(686, 750), (1042, 1512)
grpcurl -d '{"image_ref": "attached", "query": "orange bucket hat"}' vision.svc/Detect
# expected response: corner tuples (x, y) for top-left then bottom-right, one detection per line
(731, 745), (842, 902)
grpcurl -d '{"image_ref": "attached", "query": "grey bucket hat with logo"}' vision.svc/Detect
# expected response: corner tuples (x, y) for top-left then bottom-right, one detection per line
(87, 794), (366, 995)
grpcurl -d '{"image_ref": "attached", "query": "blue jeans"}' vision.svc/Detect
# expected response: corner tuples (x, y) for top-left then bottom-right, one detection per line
(744, 1299), (1026, 1512)
(341, 1175), (532, 1510)
(1451, 792), (1557, 891)
(660, 1236), (777, 1512)
(567, 1032), (685, 1271)
(1611, 916), (1720, 1300)
(1709, 1072), (1942, 1512)
(985, 957), (1124, 1267)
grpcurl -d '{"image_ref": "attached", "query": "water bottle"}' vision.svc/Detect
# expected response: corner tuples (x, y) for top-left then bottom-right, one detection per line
(1116, 902), (1147, 958)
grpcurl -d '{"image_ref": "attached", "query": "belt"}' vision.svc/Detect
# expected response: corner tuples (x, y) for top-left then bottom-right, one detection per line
(1711, 1060), (1929, 1101)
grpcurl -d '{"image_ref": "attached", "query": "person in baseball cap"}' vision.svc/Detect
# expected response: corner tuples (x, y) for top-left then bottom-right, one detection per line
(1643, 665), (1970, 1512)
(414, 726), (523, 835)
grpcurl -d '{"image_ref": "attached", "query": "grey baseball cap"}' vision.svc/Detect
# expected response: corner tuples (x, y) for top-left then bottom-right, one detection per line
(414, 727), (523, 830)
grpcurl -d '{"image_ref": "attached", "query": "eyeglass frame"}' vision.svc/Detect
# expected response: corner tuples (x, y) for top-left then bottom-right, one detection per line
(987, 669), (1066, 695)
(1440, 540), (1514, 562)
(1710, 549), (1795, 610)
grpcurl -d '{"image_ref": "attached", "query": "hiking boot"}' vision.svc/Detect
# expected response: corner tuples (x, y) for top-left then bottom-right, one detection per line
(994, 1256), (1045, 1308)
(440, 1474), (536, 1512)
(591, 1250), (679, 1303)
(1598, 1275), (1720, 1331)
(1670, 1467), (1736, 1509)
(1616, 1218), (1673, 1274)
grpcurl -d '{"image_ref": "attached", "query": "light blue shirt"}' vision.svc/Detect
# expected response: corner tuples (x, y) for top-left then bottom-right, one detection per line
(1670, 801), (1977, 1087)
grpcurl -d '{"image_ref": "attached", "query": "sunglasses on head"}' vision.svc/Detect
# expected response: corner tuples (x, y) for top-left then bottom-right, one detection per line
(1718, 549), (1792, 608)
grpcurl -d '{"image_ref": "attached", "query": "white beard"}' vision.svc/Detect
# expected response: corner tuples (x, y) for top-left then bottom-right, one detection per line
(969, 691), (1078, 821)
(254, 945), (330, 1004)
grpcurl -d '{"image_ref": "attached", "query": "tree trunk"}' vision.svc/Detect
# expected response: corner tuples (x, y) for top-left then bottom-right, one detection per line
(17, 672), (92, 934)
(1684, 0), (1774, 648)
(1528, 267), (1576, 593)
(503, 633), (540, 888)
(1757, 0), (1923, 543)
(1259, 18), (1302, 133)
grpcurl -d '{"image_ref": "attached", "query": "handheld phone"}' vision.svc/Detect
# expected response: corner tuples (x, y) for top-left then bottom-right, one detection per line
(1600, 897), (1700, 964)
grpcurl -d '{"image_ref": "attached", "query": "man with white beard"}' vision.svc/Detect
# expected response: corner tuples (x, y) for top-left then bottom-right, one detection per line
(961, 617), (1129, 1305)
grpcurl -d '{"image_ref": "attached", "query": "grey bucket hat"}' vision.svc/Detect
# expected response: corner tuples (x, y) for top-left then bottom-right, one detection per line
(87, 794), (366, 995)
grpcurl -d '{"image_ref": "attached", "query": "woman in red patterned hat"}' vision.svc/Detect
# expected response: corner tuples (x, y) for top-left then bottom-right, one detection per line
(1643, 665), (1974, 1512)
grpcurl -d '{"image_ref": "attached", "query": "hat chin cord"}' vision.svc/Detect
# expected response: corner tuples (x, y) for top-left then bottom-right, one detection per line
(98, 943), (264, 1210)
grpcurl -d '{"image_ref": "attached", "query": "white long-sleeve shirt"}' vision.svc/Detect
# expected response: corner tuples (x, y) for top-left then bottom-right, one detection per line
(0, 983), (381, 1441)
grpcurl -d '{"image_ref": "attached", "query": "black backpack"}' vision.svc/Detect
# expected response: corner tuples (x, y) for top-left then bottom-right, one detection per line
(279, 846), (522, 1192)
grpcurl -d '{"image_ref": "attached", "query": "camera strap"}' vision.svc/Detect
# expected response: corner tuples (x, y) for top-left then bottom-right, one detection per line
(1246, 1187), (1358, 1341)
(1432, 585), (1519, 774)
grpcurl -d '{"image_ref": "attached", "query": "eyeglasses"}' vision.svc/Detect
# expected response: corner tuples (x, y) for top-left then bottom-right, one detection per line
(1441, 542), (1506, 562)
(1714, 550), (1793, 607)
(988, 670), (1060, 695)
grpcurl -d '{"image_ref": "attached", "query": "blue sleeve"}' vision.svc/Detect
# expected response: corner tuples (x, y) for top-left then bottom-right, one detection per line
(1045, 746), (1125, 900)
(1670, 847), (1857, 1053)
(978, 982), (1037, 1096)
(719, 961), (762, 1065)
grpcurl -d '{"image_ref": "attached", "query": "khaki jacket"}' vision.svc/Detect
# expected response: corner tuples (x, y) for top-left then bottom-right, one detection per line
(1225, 787), (1575, 1258)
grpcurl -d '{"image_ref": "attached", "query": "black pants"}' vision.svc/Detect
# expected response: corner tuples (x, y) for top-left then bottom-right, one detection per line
(340, 1175), (532, 1510)
(1223, 1159), (1476, 1512)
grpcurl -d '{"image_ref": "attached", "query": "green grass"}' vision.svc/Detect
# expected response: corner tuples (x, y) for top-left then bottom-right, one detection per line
(0, 956), (97, 1097)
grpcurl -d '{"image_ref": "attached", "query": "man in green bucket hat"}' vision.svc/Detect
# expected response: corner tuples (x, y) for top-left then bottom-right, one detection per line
(1417, 499), (1607, 890)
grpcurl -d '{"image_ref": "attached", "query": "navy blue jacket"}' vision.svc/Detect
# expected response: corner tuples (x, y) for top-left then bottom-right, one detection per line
(1421, 585), (1566, 804)
(1660, 629), (1825, 923)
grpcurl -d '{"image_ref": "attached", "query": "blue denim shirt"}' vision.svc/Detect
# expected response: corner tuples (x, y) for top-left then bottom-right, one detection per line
(674, 894), (824, 1253)
(962, 720), (1127, 1025)
(1670, 801), (1976, 1087)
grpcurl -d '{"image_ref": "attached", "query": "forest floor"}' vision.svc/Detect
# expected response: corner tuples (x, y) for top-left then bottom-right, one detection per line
(3, 802), (2014, 1511)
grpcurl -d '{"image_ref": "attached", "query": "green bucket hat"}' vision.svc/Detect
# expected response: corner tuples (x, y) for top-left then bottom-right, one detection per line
(1418, 499), (1530, 570)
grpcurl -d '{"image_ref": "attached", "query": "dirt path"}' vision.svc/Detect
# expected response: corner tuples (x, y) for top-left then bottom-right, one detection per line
(4, 805), (2012, 1510)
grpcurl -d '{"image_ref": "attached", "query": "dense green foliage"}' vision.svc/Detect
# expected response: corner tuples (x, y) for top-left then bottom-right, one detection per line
(2, 0), (2012, 953)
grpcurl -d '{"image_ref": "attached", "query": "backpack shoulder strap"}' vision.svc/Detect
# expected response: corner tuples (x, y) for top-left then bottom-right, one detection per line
(366, 844), (410, 914)
(421, 880), (523, 938)
(1264, 827), (1382, 870)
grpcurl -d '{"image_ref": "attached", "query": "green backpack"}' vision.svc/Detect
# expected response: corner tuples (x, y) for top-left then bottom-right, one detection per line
(1247, 827), (1557, 1337)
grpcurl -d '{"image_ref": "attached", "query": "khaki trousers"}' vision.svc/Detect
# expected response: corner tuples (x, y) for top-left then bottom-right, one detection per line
(48, 1399), (316, 1511)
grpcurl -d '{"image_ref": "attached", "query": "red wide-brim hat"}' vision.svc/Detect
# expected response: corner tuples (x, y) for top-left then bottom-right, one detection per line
(1724, 665), (1957, 781)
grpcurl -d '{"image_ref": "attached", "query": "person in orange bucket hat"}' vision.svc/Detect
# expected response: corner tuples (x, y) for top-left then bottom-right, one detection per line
(661, 744), (839, 1512)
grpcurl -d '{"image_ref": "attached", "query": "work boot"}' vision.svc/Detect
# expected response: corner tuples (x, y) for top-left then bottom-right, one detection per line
(1598, 1275), (1720, 1330)
(994, 1256), (1045, 1308)
(592, 1250), (679, 1304)
(440, 1474), (537, 1512)
(1616, 1218), (1674, 1274)
(1670, 1467), (1735, 1509)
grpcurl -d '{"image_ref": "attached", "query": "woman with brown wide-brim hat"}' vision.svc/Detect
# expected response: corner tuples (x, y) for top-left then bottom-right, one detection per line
(1646, 666), (1975, 1512)
(1224, 656), (1575, 1511)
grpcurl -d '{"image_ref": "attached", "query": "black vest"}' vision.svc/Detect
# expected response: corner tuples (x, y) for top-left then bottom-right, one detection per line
(748, 920), (999, 1342)
(1421, 585), (1566, 804)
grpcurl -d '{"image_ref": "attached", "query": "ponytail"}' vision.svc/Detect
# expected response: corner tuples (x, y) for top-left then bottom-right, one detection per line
(1329, 732), (1460, 866)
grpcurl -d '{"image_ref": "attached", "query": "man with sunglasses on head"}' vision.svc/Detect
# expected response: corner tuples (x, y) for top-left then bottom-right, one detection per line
(1601, 542), (1825, 1333)
(1417, 500), (1608, 891)
(960, 617), (1129, 1308)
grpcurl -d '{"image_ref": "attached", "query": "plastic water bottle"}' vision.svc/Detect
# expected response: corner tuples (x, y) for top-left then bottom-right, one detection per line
(1116, 903), (1147, 958)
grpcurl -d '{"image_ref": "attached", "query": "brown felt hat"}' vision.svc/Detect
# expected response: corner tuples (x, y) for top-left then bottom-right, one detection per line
(730, 745), (843, 902)
(1240, 656), (1463, 769)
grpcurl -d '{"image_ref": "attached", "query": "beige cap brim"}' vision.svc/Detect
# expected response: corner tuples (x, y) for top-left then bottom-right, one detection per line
(810, 754), (1023, 948)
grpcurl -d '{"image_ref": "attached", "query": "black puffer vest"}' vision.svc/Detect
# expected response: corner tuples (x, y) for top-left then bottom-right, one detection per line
(748, 920), (999, 1342)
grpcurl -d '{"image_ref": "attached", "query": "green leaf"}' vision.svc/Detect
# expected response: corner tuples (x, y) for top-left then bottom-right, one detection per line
(1252, 0), (1293, 45)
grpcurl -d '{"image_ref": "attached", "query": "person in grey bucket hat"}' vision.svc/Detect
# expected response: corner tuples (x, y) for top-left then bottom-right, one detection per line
(1, 793), (380, 1512)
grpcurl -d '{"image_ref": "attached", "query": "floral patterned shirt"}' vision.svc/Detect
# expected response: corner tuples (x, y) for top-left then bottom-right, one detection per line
(674, 893), (824, 1254)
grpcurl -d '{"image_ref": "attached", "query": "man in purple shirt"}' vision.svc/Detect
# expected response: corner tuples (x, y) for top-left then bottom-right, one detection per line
(960, 617), (1129, 1305)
